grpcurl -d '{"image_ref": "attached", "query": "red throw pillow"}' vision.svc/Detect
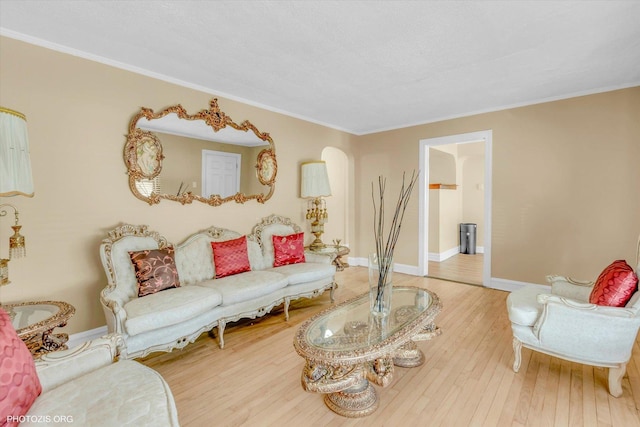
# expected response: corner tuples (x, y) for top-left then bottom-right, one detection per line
(589, 260), (639, 307)
(129, 246), (181, 297)
(272, 232), (306, 267)
(211, 236), (251, 278)
(0, 309), (42, 427)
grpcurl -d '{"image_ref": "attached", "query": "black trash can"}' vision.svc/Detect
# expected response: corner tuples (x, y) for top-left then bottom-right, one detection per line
(460, 223), (477, 254)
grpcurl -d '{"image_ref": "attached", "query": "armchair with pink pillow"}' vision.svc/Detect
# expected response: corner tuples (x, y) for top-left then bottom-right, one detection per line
(0, 309), (179, 426)
(506, 238), (640, 397)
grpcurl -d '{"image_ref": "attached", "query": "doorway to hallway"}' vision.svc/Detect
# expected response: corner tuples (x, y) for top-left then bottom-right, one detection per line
(418, 130), (492, 286)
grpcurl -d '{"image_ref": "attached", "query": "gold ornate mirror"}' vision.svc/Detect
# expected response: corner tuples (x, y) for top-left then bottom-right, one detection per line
(124, 99), (276, 206)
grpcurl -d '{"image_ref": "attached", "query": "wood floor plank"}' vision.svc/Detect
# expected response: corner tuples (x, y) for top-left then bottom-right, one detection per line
(139, 266), (640, 426)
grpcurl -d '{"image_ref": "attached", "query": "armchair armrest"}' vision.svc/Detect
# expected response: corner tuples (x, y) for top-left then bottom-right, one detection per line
(546, 274), (594, 302)
(35, 334), (124, 393)
(534, 294), (640, 363)
(304, 251), (333, 264)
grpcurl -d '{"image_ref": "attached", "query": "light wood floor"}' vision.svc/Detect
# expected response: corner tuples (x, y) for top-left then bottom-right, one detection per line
(141, 268), (640, 426)
(428, 253), (484, 285)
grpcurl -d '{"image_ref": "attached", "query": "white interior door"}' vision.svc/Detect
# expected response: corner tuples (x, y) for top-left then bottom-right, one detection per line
(202, 150), (241, 198)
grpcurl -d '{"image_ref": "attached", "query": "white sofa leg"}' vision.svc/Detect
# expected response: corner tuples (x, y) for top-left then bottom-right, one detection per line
(330, 281), (336, 302)
(284, 298), (291, 321)
(218, 320), (226, 349)
(608, 363), (626, 397)
(512, 337), (522, 372)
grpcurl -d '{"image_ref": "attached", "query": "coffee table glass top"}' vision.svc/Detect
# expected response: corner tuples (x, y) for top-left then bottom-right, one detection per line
(6, 301), (75, 335)
(302, 287), (433, 353)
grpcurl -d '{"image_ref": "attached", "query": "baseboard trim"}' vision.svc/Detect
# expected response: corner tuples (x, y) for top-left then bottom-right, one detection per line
(67, 325), (108, 348)
(428, 246), (459, 262)
(488, 278), (548, 292)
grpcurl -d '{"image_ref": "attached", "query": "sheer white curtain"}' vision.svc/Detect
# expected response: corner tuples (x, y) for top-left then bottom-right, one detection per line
(0, 107), (34, 197)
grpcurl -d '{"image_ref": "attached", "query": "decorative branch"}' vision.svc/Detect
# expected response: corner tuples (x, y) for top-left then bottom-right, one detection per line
(371, 171), (419, 311)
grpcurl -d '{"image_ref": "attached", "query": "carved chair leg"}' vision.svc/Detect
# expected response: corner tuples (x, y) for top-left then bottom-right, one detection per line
(608, 363), (626, 397)
(512, 337), (522, 372)
(217, 320), (226, 349)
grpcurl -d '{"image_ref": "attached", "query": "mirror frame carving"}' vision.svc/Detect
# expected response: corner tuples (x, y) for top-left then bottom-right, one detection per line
(124, 98), (277, 206)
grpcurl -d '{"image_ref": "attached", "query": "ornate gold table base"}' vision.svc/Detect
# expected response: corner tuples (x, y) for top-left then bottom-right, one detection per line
(324, 380), (378, 417)
(295, 287), (442, 418)
(302, 324), (442, 417)
(5, 301), (75, 356)
(24, 327), (70, 356)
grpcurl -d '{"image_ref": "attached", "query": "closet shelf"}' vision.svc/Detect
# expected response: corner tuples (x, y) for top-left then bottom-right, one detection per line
(429, 183), (458, 190)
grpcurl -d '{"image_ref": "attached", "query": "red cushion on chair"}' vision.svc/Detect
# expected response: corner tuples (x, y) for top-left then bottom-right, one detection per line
(0, 309), (42, 427)
(589, 260), (638, 307)
(211, 236), (252, 278)
(272, 232), (306, 267)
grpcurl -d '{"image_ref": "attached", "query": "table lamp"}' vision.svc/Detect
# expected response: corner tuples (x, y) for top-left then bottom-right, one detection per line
(0, 107), (33, 290)
(301, 161), (331, 250)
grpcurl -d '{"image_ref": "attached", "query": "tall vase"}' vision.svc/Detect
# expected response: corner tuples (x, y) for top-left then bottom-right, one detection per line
(368, 252), (393, 318)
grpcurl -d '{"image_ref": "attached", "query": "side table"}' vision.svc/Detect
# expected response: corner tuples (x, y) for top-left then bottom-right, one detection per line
(306, 245), (350, 271)
(3, 300), (75, 356)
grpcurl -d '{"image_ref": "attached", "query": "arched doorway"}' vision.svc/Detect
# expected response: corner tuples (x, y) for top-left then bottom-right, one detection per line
(321, 147), (349, 246)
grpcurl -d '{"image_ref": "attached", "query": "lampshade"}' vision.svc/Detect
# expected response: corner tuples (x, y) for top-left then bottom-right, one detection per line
(0, 107), (34, 197)
(301, 161), (332, 198)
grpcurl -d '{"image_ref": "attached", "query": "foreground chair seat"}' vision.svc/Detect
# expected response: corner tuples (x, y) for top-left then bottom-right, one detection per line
(24, 335), (179, 426)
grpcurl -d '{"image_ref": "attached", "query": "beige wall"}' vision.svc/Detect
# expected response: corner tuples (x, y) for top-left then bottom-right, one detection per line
(355, 87), (640, 284)
(459, 142), (485, 247)
(0, 36), (355, 333)
(1, 35), (639, 335)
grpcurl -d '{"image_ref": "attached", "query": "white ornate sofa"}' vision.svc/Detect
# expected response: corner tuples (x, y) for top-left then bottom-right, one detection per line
(25, 334), (179, 426)
(99, 215), (336, 359)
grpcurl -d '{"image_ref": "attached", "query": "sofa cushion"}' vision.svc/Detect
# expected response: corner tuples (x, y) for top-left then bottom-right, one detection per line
(174, 234), (215, 285)
(198, 271), (288, 305)
(129, 247), (180, 297)
(211, 236), (251, 278)
(589, 260), (638, 307)
(259, 223), (297, 268)
(270, 262), (336, 285)
(272, 232), (306, 267)
(247, 240), (266, 271)
(25, 360), (178, 426)
(507, 286), (544, 326)
(124, 286), (222, 336)
(0, 309), (42, 427)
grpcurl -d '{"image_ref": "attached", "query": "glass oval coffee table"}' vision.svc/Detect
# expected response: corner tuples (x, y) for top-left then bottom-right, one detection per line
(4, 300), (75, 356)
(293, 286), (441, 417)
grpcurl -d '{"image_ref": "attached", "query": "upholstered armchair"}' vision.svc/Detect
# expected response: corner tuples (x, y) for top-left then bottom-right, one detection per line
(506, 249), (640, 397)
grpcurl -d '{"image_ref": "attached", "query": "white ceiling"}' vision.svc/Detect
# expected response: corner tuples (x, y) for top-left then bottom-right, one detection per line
(1, 1), (639, 135)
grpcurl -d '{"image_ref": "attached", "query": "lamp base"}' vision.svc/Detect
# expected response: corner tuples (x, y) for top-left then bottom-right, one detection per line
(308, 237), (326, 251)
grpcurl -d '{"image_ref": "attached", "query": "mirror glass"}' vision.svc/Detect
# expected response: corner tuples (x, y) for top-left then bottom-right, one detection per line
(124, 99), (277, 205)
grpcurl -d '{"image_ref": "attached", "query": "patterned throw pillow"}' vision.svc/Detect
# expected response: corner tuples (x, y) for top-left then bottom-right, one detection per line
(272, 232), (306, 267)
(589, 260), (639, 307)
(129, 247), (181, 297)
(0, 309), (42, 427)
(211, 236), (252, 278)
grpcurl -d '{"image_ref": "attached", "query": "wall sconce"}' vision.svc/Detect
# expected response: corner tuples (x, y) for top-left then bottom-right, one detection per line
(0, 204), (26, 285)
(0, 107), (33, 290)
(301, 161), (331, 250)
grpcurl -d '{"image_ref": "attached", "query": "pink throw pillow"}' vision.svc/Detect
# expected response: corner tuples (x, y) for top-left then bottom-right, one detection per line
(272, 233), (306, 267)
(129, 246), (181, 297)
(589, 260), (638, 307)
(211, 236), (252, 278)
(0, 309), (42, 426)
